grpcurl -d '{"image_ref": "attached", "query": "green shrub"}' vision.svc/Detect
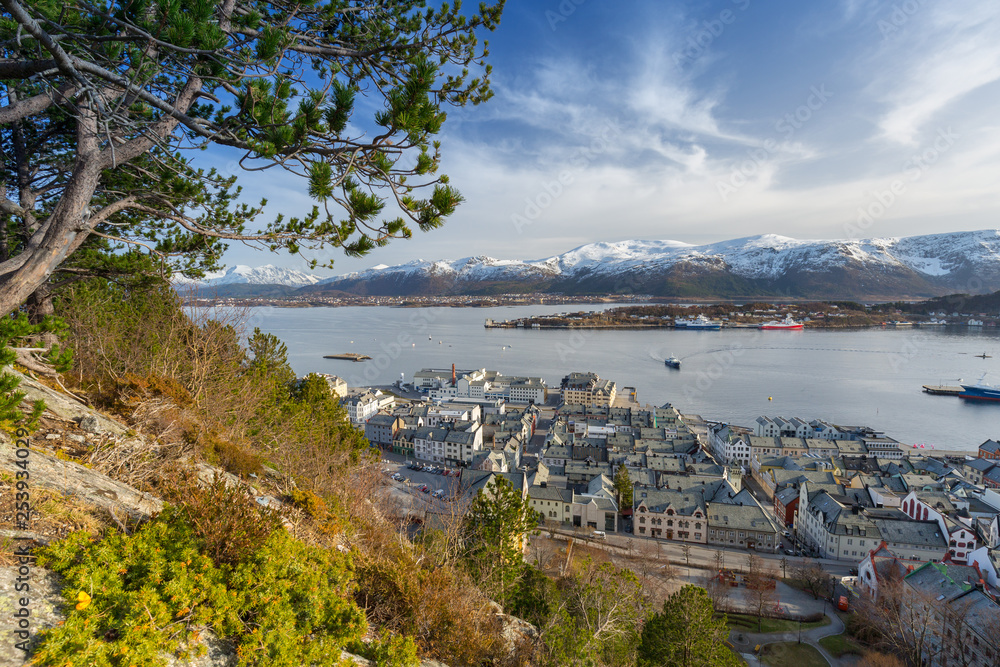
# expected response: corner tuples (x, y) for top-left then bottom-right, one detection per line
(162, 474), (281, 567)
(35, 508), (368, 667)
(348, 632), (419, 667)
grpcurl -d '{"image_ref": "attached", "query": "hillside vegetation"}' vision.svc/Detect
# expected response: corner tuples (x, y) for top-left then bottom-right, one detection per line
(3, 281), (663, 667)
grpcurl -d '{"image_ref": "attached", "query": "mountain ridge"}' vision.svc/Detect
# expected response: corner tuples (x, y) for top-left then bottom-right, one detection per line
(178, 230), (1000, 300)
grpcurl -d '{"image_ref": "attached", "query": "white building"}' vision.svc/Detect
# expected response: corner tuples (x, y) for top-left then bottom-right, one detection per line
(900, 491), (977, 564)
(710, 424), (751, 466)
(343, 390), (395, 425)
(508, 377), (547, 404)
(413, 423), (484, 464)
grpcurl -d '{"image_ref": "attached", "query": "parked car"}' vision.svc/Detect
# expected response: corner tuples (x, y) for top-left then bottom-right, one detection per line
(784, 549), (795, 556)
(592, 530), (607, 540)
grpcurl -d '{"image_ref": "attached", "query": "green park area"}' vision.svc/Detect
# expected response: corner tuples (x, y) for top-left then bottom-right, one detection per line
(724, 612), (830, 635)
(759, 642), (829, 667)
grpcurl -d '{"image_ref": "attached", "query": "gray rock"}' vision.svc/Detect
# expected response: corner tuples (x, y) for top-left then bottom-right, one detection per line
(0, 566), (65, 667)
(78, 415), (102, 434)
(4, 367), (125, 436)
(67, 434), (86, 444)
(0, 439), (162, 520)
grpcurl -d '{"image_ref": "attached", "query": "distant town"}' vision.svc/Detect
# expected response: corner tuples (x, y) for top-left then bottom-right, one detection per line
(186, 293), (1000, 329)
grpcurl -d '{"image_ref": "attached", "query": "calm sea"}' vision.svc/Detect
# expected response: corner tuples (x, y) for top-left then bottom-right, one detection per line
(215, 304), (1000, 453)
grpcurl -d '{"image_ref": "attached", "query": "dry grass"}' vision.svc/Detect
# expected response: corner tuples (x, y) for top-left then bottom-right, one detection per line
(0, 476), (114, 565)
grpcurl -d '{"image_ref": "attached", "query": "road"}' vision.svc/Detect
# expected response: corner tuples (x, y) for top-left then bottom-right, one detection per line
(544, 526), (852, 579)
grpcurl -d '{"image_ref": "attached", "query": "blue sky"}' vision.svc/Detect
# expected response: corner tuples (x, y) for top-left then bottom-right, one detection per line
(219, 0), (1000, 277)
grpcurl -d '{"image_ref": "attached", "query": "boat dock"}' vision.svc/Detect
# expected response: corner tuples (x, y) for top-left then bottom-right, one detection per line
(323, 353), (372, 362)
(922, 385), (964, 396)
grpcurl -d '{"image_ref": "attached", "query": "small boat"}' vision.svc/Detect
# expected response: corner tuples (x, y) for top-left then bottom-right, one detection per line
(959, 374), (1000, 402)
(665, 356), (681, 369)
(761, 315), (804, 330)
(976, 352), (992, 359)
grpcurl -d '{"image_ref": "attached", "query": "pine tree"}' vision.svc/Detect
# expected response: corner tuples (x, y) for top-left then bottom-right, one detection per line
(637, 585), (740, 667)
(462, 475), (538, 606)
(0, 0), (506, 316)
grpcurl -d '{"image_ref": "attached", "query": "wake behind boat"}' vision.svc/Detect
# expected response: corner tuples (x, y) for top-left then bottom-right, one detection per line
(760, 315), (804, 330)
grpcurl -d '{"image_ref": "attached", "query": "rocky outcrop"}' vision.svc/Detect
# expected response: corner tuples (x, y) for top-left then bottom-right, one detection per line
(9, 367), (126, 436)
(0, 433), (163, 522)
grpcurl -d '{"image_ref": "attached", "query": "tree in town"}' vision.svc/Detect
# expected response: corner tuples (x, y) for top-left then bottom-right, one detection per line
(631, 540), (674, 601)
(542, 558), (647, 667)
(703, 571), (732, 613)
(856, 573), (980, 667)
(636, 584), (741, 667)
(462, 474), (538, 607)
(682, 542), (691, 568)
(793, 560), (835, 600)
(856, 653), (906, 667)
(0, 0), (505, 317)
(742, 553), (779, 632)
(613, 462), (633, 511)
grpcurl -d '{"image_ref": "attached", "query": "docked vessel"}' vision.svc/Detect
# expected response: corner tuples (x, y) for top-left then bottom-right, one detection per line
(665, 355), (681, 369)
(959, 374), (1000, 402)
(760, 315), (804, 330)
(675, 314), (721, 330)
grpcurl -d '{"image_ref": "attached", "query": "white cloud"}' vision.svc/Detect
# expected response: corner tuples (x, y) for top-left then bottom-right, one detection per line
(872, 2), (1000, 145)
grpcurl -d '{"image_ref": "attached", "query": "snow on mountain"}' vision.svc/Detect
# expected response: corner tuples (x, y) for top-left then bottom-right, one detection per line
(192, 229), (1000, 298)
(178, 264), (321, 287)
(314, 255), (557, 284)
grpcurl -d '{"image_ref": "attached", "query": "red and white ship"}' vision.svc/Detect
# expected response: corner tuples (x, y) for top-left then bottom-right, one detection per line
(760, 315), (804, 330)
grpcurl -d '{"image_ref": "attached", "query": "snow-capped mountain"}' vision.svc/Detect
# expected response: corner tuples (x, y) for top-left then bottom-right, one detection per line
(300, 229), (1000, 299)
(173, 264), (322, 298)
(177, 264), (321, 288)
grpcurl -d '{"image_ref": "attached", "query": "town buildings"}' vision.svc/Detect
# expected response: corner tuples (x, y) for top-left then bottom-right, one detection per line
(342, 390), (395, 425)
(560, 371), (616, 408)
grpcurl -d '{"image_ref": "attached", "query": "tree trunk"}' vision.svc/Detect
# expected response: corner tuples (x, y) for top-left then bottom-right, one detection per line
(27, 283), (58, 348)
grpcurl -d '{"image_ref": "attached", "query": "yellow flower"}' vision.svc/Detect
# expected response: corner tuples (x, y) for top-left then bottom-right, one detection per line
(75, 591), (92, 611)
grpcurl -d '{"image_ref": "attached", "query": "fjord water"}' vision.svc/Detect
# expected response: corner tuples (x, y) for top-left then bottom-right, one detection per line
(233, 304), (1000, 452)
